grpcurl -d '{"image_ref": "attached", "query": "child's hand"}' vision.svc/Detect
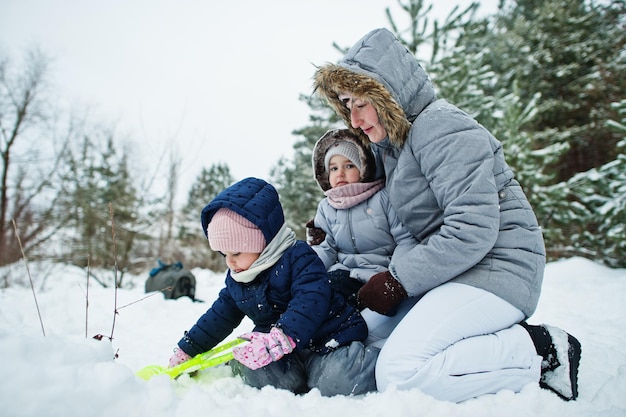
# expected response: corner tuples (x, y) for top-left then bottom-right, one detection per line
(168, 347), (192, 368)
(232, 327), (296, 370)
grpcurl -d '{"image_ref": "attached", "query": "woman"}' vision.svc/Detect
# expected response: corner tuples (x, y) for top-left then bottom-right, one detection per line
(312, 28), (581, 402)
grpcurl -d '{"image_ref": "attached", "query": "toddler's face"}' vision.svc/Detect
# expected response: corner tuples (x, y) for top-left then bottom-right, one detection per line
(328, 155), (361, 188)
(223, 251), (261, 273)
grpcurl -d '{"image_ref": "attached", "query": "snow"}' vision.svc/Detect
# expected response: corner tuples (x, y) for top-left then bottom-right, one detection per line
(1, 257), (625, 417)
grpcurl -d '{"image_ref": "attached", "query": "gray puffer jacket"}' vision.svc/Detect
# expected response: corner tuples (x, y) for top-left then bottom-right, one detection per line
(312, 129), (417, 282)
(313, 28), (546, 317)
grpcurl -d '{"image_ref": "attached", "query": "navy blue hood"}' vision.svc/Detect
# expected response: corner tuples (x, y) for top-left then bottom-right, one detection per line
(200, 177), (285, 246)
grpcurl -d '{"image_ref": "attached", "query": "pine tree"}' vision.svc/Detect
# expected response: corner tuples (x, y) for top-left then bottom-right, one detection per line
(565, 99), (626, 267)
(428, 19), (504, 131)
(486, 0), (625, 181)
(270, 94), (332, 239)
(489, 0), (625, 263)
(98, 138), (141, 280)
(179, 163), (234, 270)
(58, 132), (142, 279)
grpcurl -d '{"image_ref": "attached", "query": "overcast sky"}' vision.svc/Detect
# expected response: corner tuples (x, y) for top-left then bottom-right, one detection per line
(1, 0), (498, 206)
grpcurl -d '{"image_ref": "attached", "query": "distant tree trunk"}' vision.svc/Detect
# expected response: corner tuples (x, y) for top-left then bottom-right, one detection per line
(0, 48), (60, 266)
(160, 150), (180, 261)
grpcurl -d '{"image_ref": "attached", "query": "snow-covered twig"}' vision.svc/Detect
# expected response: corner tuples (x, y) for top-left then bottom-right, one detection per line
(108, 203), (119, 342)
(85, 255), (90, 338)
(12, 219), (46, 337)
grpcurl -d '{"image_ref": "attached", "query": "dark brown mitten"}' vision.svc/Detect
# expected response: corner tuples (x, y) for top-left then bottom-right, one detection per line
(357, 271), (408, 316)
(305, 218), (326, 246)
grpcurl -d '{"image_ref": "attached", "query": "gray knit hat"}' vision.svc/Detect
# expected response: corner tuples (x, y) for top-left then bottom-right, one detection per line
(323, 141), (363, 173)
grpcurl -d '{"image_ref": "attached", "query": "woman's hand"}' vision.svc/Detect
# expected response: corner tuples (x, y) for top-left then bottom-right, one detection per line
(357, 271), (408, 316)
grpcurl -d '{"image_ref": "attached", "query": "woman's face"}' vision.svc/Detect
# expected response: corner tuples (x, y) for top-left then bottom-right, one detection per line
(338, 93), (387, 143)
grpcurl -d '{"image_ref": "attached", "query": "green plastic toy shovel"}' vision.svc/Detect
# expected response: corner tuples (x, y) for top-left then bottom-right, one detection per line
(136, 338), (244, 381)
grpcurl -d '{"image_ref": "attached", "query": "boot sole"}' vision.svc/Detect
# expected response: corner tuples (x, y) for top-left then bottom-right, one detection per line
(567, 333), (581, 400)
(540, 331), (581, 401)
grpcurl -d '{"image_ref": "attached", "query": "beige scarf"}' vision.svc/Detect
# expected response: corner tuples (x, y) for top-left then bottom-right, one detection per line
(230, 223), (296, 283)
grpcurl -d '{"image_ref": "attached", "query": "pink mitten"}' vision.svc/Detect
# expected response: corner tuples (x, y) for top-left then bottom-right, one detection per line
(232, 327), (296, 370)
(168, 347), (192, 368)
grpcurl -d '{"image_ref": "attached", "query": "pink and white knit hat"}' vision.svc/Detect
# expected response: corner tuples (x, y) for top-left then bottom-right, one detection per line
(207, 208), (266, 253)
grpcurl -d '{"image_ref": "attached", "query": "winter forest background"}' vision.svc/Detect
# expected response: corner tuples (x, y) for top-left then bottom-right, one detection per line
(1, 0), (625, 286)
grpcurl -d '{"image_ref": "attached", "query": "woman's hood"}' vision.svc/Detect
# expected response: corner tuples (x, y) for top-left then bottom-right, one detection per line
(312, 129), (377, 191)
(313, 28), (436, 147)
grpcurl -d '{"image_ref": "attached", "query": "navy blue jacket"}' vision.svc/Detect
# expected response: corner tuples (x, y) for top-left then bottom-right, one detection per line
(178, 177), (367, 356)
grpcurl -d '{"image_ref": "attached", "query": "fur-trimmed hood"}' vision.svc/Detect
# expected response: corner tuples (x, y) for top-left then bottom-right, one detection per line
(313, 28), (436, 147)
(312, 129), (377, 191)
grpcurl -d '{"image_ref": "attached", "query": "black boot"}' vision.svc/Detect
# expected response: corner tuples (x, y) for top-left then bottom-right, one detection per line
(520, 322), (581, 401)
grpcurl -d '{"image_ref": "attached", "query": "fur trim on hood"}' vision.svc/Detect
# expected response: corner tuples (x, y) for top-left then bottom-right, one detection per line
(313, 129), (377, 191)
(313, 65), (410, 147)
(312, 28), (436, 148)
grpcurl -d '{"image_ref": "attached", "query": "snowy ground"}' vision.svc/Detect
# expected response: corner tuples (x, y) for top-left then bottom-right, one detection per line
(1, 257), (625, 417)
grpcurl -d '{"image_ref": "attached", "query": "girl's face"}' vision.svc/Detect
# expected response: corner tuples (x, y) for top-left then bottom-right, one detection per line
(223, 251), (261, 273)
(338, 93), (387, 143)
(328, 155), (361, 188)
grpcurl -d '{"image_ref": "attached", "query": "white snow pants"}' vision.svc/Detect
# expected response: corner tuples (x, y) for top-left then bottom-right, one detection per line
(362, 282), (542, 402)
